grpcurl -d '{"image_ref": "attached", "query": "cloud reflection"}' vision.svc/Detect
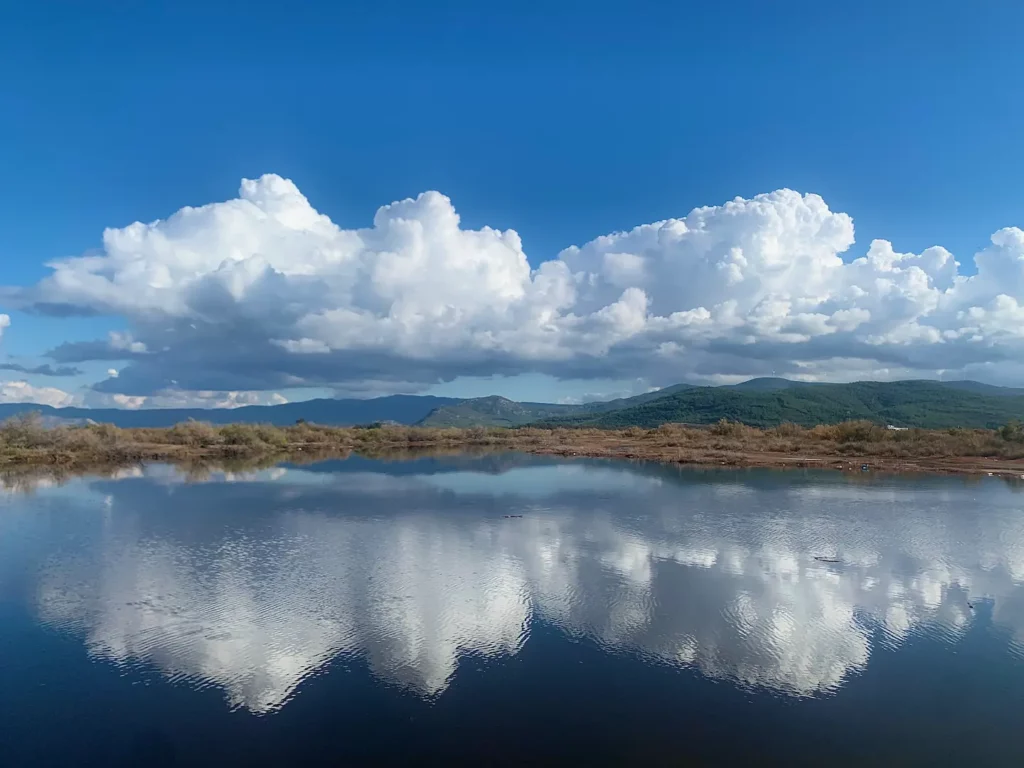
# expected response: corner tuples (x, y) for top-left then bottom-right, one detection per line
(21, 460), (1024, 712)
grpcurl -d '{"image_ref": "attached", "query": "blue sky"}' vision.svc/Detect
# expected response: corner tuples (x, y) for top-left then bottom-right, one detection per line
(3, 1), (1024, 407)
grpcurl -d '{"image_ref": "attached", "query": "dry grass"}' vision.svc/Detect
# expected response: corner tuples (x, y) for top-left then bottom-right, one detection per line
(5, 413), (1024, 475)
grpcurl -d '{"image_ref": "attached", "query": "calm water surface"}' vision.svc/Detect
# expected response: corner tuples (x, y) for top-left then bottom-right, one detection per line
(2, 455), (1024, 765)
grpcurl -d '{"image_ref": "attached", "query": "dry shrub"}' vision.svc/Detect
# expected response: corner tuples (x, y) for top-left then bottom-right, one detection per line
(253, 425), (288, 447)
(655, 423), (683, 437)
(13, 412), (1024, 471)
(56, 427), (107, 453)
(889, 428), (915, 443)
(832, 420), (887, 443)
(0, 412), (52, 449)
(404, 427), (444, 443)
(808, 424), (838, 441)
(219, 424), (264, 447)
(87, 423), (123, 443)
(166, 420), (221, 447)
(771, 422), (805, 438)
(654, 423), (695, 446)
(709, 419), (760, 439)
(287, 422), (338, 443)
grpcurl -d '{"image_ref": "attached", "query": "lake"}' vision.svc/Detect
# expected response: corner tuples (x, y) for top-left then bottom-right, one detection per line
(2, 454), (1023, 765)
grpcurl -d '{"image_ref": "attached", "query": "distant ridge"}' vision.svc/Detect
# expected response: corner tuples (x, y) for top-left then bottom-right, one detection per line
(930, 380), (1024, 397)
(2, 379), (1024, 430)
(0, 395), (460, 428)
(416, 383), (696, 427)
(417, 396), (579, 427)
(725, 377), (1024, 397)
(537, 380), (1024, 430)
(724, 377), (804, 392)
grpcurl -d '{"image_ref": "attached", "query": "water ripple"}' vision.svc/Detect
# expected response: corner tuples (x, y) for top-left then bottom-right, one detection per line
(9, 461), (1024, 713)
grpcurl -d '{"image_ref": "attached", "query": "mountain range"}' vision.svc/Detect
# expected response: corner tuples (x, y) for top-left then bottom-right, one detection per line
(3, 379), (1024, 430)
(0, 395), (460, 429)
(534, 379), (1024, 430)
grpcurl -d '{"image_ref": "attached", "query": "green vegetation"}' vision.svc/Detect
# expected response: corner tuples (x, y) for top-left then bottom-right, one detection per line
(4, 379), (1024, 433)
(998, 420), (1024, 442)
(417, 384), (699, 427)
(422, 380), (1024, 431)
(537, 380), (1024, 430)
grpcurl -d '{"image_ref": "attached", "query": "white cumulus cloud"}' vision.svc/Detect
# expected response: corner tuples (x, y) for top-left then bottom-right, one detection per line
(10, 175), (1024, 396)
(0, 381), (288, 411)
(82, 389), (290, 410)
(0, 380), (77, 408)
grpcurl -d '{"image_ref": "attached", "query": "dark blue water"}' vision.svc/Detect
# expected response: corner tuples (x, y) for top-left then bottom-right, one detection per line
(2, 455), (1024, 765)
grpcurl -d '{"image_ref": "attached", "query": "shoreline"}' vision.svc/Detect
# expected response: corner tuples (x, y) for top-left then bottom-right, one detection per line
(530, 444), (1024, 477)
(5, 426), (1024, 480)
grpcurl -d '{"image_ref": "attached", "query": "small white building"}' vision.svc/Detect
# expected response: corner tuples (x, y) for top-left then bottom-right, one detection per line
(886, 424), (908, 431)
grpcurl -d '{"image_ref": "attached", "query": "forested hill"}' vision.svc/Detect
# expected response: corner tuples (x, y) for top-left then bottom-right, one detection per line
(417, 396), (580, 427)
(536, 380), (1024, 430)
(415, 383), (697, 427)
(3, 379), (1024, 431)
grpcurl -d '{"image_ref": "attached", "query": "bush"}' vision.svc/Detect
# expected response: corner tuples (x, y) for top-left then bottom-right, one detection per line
(808, 424), (838, 441)
(58, 427), (106, 452)
(219, 424), (262, 447)
(999, 420), (1024, 443)
(832, 420), (886, 443)
(0, 412), (51, 449)
(709, 419), (757, 438)
(166, 420), (220, 447)
(771, 422), (804, 438)
(287, 421), (332, 442)
(254, 425), (288, 447)
(88, 423), (123, 443)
